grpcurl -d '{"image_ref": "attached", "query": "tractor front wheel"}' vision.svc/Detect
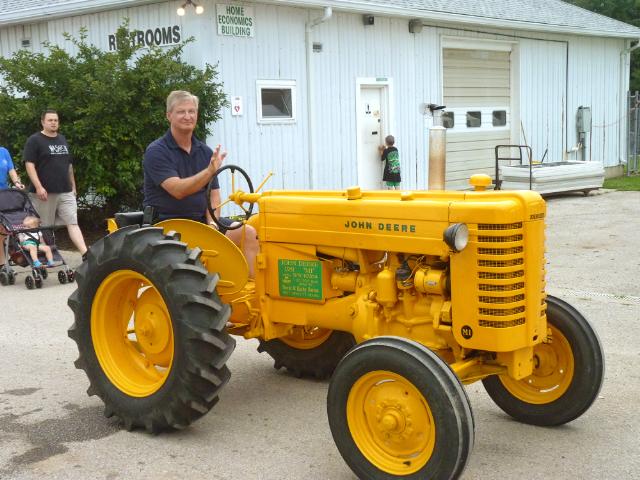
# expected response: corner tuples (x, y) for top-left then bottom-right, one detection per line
(482, 295), (604, 426)
(328, 337), (474, 479)
(68, 226), (236, 432)
(258, 328), (355, 379)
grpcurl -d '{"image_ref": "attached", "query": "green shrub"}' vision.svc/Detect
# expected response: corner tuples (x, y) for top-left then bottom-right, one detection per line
(0, 22), (226, 226)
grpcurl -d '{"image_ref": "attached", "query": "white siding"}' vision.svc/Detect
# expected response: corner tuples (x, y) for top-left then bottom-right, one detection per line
(566, 36), (627, 166)
(519, 38), (567, 164)
(309, 13), (438, 190)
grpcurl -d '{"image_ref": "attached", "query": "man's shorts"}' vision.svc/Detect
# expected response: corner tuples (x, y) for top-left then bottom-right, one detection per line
(29, 192), (78, 226)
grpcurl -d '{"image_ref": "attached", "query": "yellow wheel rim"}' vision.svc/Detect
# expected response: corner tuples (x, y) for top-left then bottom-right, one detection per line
(91, 270), (174, 397)
(347, 370), (436, 476)
(280, 326), (332, 350)
(499, 325), (574, 404)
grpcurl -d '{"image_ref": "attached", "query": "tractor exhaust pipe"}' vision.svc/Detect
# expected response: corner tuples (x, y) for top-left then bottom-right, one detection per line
(428, 125), (446, 190)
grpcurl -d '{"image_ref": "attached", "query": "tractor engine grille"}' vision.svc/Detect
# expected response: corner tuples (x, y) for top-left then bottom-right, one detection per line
(477, 222), (526, 328)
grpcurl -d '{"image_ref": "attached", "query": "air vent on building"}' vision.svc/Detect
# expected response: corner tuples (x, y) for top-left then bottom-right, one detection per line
(21, 39), (31, 48)
(312, 42), (322, 53)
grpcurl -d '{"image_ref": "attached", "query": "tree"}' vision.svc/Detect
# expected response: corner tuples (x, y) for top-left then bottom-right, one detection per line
(566, 0), (640, 91)
(0, 22), (227, 222)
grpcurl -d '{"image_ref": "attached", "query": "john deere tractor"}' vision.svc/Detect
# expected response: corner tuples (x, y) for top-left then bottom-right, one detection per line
(68, 165), (603, 479)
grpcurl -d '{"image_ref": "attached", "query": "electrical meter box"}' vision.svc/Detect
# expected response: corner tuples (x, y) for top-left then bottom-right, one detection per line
(577, 106), (591, 133)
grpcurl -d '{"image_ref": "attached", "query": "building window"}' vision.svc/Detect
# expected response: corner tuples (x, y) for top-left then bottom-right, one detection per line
(493, 110), (507, 127)
(442, 112), (455, 129)
(466, 111), (482, 128)
(257, 80), (296, 124)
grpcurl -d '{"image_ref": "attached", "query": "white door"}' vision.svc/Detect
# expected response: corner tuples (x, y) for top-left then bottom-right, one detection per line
(358, 87), (384, 189)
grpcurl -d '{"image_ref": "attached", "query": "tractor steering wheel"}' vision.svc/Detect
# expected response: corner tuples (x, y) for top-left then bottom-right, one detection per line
(206, 164), (255, 231)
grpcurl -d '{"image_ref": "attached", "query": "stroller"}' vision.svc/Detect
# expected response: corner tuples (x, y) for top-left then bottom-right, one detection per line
(0, 188), (74, 289)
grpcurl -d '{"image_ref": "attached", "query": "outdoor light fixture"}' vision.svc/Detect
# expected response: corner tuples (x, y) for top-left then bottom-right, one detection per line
(177, 0), (203, 16)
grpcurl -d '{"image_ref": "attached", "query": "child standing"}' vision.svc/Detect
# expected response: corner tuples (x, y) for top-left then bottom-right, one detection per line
(18, 216), (55, 268)
(379, 135), (401, 189)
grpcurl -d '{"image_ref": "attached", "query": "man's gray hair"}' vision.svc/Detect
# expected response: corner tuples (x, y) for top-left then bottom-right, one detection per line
(166, 90), (199, 113)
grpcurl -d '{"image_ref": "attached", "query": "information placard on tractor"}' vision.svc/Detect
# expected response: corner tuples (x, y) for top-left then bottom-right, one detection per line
(278, 259), (323, 300)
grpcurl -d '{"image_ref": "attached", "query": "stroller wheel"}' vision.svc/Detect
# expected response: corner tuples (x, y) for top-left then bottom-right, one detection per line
(0, 271), (8, 286)
(25, 275), (35, 290)
(35, 277), (43, 289)
(41, 267), (48, 280)
(8, 272), (15, 285)
(58, 270), (68, 284)
(67, 270), (75, 283)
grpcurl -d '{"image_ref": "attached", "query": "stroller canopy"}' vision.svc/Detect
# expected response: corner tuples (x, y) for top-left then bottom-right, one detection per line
(0, 189), (40, 231)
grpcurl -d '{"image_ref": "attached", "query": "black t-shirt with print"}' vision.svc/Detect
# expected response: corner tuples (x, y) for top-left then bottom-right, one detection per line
(23, 132), (73, 193)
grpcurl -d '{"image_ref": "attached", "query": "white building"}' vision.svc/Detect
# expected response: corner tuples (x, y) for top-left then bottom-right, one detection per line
(1, 0), (638, 190)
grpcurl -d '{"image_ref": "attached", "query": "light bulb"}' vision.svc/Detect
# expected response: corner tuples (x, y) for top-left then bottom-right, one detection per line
(177, 6), (186, 16)
(195, 5), (204, 14)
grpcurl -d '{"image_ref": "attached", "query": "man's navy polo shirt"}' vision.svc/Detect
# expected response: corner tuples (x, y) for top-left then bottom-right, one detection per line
(143, 130), (219, 220)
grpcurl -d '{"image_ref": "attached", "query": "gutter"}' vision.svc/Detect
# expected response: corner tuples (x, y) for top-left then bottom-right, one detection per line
(305, 6), (332, 189)
(1, 0), (638, 39)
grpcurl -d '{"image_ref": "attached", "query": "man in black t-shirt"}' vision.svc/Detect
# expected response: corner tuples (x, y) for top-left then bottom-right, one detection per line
(23, 110), (87, 255)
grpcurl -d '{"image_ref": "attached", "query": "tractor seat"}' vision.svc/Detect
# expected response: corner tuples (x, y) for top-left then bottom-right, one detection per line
(114, 212), (144, 228)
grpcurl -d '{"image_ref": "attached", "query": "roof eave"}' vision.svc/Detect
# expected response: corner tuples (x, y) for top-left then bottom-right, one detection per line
(1, 0), (639, 40)
(267, 0), (640, 39)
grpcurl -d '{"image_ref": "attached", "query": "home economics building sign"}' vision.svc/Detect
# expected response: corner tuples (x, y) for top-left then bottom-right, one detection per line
(217, 4), (255, 37)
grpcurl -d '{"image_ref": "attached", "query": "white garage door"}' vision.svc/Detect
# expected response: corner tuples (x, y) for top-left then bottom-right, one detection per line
(442, 47), (512, 188)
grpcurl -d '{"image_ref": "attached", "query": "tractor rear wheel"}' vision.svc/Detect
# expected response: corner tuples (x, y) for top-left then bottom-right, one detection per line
(258, 327), (355, 379)
(328, 337), (474, 479)
(68, 226), (236, 432)
(482, 295), (604, 426)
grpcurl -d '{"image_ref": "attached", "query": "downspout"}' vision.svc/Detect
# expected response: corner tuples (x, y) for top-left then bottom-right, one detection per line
(305, 6), (332, 189)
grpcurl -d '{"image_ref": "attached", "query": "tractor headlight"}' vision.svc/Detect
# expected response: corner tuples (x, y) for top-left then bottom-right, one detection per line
(443, 223), (469, 252)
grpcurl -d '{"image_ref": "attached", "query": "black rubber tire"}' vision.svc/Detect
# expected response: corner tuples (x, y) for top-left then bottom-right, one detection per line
(67, 270), (75, 283)
(58, 270), (68, 284)
(25, 275), (34, 290)
(68, 226), (236, 432)
(8, 272), (15, 285)
(0, 271), (8, 286)
(327, 337), (475, 480)
(35, 277), (43, 289)
(40, 267), (48, 279)
(482, 295), (604, 426)
(258, 330), (355, 379)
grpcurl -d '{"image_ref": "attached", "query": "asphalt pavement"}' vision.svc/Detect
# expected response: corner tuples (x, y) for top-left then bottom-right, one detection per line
(0, 190), (638, 480)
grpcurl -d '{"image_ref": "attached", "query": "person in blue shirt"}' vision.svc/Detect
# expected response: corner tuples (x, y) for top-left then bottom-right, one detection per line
(0, 146), (24, 269)
(143, 90), (258, 276)
(0, 146), (24, 190)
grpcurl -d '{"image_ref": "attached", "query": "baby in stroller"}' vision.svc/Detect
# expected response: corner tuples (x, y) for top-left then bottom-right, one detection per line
(0, 189), (74, 288)
(18, 216), (56, 268)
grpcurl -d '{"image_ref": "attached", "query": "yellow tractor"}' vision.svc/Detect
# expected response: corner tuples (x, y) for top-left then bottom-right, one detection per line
(68, 165), (603, 479)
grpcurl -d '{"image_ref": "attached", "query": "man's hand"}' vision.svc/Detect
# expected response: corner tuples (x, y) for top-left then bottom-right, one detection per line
(36, 186), (48, 201)
(208, 144), (227, 174)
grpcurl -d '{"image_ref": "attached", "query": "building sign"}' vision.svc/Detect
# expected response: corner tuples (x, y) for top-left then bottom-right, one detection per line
(108, 26), (181, 51)
(217, 4), (255, 37)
